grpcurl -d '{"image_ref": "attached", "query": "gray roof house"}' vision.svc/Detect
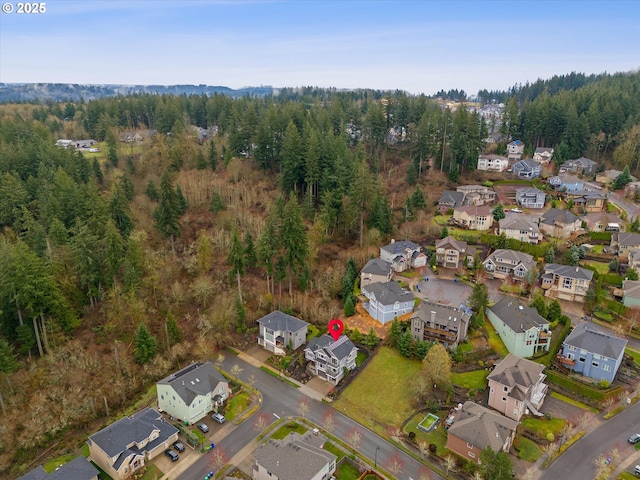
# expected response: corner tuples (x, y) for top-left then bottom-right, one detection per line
(253, 432), (337, 480)
(584, 212), (622, 232)
(498, 217), (541, 244)
(438, 190), (466, 213)
(512, 159), (542, 179)
(257, 311), (309, 355)
(487, 297), (551, 357)
(446, 401), (518, 464)
(359, 258), (393, 287)
(559, 323), (627, 383)
(304, 334), (358, 384)
(539, 208), (581, 239)
(562, 156), (598, 175)
(18, 457), (99, 480)
(87, 408), (179, 480)
(362, 281), (415, 325)
(622, 279), (640, 308)
(482, 249), (535, 281)
(507, 140), (525, 161)
(533, 147), (554, 164)
(541, 263), (594, 302)
(611, 232), (640, 257)
(410, 301), (471, 348)
(435, 236), (475, 270)
(379, 240), (427, 272)
(515, 187), (546, 209)
(157, 362), (230, 425)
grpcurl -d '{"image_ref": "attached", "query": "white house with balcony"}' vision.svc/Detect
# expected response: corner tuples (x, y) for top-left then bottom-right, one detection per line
(304, 335), (358, 385)
(257, 311), (309, 355)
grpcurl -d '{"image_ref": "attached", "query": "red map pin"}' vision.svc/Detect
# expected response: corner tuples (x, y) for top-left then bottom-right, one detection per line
(327, 318), (344, 341)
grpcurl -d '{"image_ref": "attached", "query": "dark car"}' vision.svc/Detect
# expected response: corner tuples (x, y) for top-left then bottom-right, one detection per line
(173, 440), (185, 452)
(629, 433), (640, 444)
(164, 449), (179, 462)
(197, 422), (209, 433)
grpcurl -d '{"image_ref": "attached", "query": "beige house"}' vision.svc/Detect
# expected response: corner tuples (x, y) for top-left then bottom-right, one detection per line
(359, 258), (393, 287)
(482, 249), (535, 281)
(507, 140), (525, 161)
(410, 301), (471, 348)
(541, 263), (594, 302)
(539, 208), (581, 239)
(456, 184), (497, 205)
(498, 217), (541, 244)
(477, 154), (509, 172)
(611, 232), (640, 257)
(533, 147), (554, 164)
(596, 169), (637, 186)
(584, 212), (621, 232)
(87, 408), (179, 480)
(447, 401), (518, 464)
(452, 205), (492, 231)
(487, 354), (548, 421)
(435, 236), (475, 269)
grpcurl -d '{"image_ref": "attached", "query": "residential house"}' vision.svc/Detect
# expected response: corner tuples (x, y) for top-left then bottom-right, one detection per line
(482, 249), (535, 282)
(566, 191), (607, 213)
(55, 139), (74, 149)
(539, 208), (582, 239)
(628, 249), (640, 271)
(512, 159), (542, 179)
(359, 258), (393, 288)
(253, 432), (337, 480)
(257, 311), (309, 355)
(547, 174), (584, 192)
(456, 184), (497, 205)
(515, 187), (546, 209)
(87, 408), (179, 480)
(304, 334), (358, 384)
(541, 264), (594, 302)
(435, 236), (475, 269)
(562, 157), (598, 175)
(611, 232), (640, 257)
(622, 280), (640, 308)
(18, 457), (99, 480)
(452, 205), (492, 231)
(507, 140), (525, 161)
(438, 190), (466, 213)
(379, 240), (427, 272)
(584, 212), (622, 232)
(446, 401), (518, 464)
(498, 217), (541, 244)
(533, 147), (554, 164)
(487, 354), (548, 420)
(361, 281), (414, 325)
(119, 131), (143, 143)
(596, 169), (637, 186)
(487, 298), (551, 357)
(157, 362), (230, 425)
(410, 301), (471, 348)
(484, 132), (509, 144)
(477, 154), (509, 172)
(624, 181), (640, 196)
(558, 323), (627, 383)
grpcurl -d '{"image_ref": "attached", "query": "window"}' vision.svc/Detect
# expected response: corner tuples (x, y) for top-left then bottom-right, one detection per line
(562, 277), (573, 289)
(592, 361), (599, 368)
(569, 345), (576, 351)
(526, 340), (532, 345)
(603, 364), (612, 372)
(467, 442), (474, 449)
(579, 357), (585, 363)
(468, 452), (476, 459)
(504, 386), (508, 392)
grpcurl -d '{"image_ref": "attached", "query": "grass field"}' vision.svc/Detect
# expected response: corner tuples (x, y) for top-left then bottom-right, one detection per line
(335, 460), (361, 480)
(404, 412), (447, 454)
(225, 391), (251, 421)
(271, 421), (307, 440)
(451, 370), (489, 390)
(514, 436), (544, 462)
(323, 441), (347, 461)
(583, 260), (610, 275)
(43, 454), (76, 473)
(520, 417), (565, 439)
(483, 321), (509, 357)
(334, 346), (422, 433)
(626, 347), (640, 365)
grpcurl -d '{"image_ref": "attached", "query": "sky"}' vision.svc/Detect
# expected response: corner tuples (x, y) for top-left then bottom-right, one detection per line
(1, 0), (639, 95)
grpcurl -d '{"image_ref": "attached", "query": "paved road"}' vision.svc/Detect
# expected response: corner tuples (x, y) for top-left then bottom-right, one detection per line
(177, 355), (443, 480)
(540, 400), (640, 480)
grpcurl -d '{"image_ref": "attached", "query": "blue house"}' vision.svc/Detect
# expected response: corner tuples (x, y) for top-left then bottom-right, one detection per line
(548, 174), (584, 192)
(512, 160), (541, 179)
(558, 323), (627, 383)
(362, 281), (414, 325)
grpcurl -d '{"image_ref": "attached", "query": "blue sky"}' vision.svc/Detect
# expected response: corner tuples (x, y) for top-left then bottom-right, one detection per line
(1, 0), (639, 95)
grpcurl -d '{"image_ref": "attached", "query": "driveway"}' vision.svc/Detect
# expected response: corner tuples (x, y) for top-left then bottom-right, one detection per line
(414, 267), (504, 306)
(542, 395), (589, 423)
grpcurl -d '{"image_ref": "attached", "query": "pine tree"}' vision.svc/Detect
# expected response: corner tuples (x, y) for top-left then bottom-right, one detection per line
(344, 295), (355, 317)
(145, 180), (159, 201)
(153, 171), (182, 253)
(195, 150), (207, 170)
(244, 232), (257, 267)
(175, 184), (188, 214)
(92, 158), (103, 183)
(227, 225), (245, 302)
(493, 203), (506, 222)
(210, 191), (226, 213)
(281, 195), (308, 295)
(110, 184), (133, 238)
(235, 296), (247, 333)
(388, 319), (403, 348)
(257, 214), (278, 294)
(364, 327), (379, 349)
(134, 323), (158, 364)
(350, 326), (364, 343)
(208, 139), (218, 171)
(166, 313), (181, 346)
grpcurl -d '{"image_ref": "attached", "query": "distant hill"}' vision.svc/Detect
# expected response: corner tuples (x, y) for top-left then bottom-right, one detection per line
(0, 83), (274, 103)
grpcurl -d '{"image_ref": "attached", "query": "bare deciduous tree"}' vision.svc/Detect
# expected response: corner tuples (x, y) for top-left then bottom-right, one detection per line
(443, 455), (457, 475)
(230, 363), (243, 382)
(297, 398), (310, 419)
(253, 413), (270, 433)
(322, 412), (335, 433)
(384, 452), (403, 475)
(346, 428), (362, 450)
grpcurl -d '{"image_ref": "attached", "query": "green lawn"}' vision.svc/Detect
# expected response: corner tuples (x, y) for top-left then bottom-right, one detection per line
(323, 441), (346, 461)
(618, 473), (637, 480)
(582, 260), (610, 275)
(334, 346), (422, 433)
(43, 454), (77, 473)
(451, 370), (489, 390)
(626, 347), (640, 365)
(335, 461), (361, 480)
(225, 391), (251, 421)
(520, 417), (565, 439)
(514, 436), (544, 462)
(403, 412), (448, 454)
(307, 324), (320, 341)
(271, 421), (307, 440)
(140, 465), (163, 480)
(484, 322), (509, 357)
(355, 351), (368, 367)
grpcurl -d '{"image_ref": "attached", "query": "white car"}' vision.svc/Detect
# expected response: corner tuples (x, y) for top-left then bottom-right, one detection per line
(511, 208), (522, 213)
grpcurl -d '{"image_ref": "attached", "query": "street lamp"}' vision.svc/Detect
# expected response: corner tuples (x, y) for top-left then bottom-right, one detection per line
(374, 445), (380, 468)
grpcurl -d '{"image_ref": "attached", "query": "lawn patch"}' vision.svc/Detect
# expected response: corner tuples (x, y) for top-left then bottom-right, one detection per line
(335, 459), (361, 480)
(225, 391), (250, 421)
(307, 324), (320, 341)
(271, 421), (307, 440)
(355, 351), (368, 367)
(484, 322), (509, 357)
(323, 441), (346, 461)
(451, 370), (489, 390)
(520, 417), (565, 439)
(140, 465), (163, 480)
(513, 436), (544, 462)
(43, 454), (76, 473)
(404, 411), (447, 454)
(582, 260), (610, 275)
(626, 347), (640, 366)
(334, 346), (422, 434)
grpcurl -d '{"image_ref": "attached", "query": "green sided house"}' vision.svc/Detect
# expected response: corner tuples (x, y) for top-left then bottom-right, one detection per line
(486, 297), (551, 358)
(623, 280), (640, 307)
(157, 361), (230, 425)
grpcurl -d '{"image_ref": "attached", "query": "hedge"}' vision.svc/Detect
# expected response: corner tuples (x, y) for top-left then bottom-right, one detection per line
(589, 231), (613, 242)
(598, 272), (623, 287)
(546, 370), (622, 402)
(479, 233), (549, 258)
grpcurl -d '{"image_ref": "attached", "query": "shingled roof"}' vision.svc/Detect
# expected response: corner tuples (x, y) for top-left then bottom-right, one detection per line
(362, 281), (413, 305)
(157, 361), (227, 406)
(487, 354), (545, 391)
(361, 258), (393, 276)
(306, 334), (357, 362)
(448, 401), (518, 452)
(488, 297), (548, 333)
(563, 323), (627, 360)
(257, 310), (309, 332)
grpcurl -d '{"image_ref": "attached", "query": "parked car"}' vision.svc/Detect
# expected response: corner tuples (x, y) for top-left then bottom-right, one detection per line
(197, 423), (209, 433)
(634, 464), (640, 476)
(212, 413), (226, 424)
(511, 208), (522, 213)
(173, 440), (185, 452)
(164, 449), (179, 462)
(629, 433), (640, 444)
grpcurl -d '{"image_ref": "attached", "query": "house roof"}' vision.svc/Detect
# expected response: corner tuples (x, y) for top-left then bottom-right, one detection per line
(306, 334), (357, 362)
(157, 362), (227, 406)
(535, 147), (554, 154)
(257, 310), (309, 333)
(543, 263), (594, 281)
(540, 208), (580, 226)
(254, 432), (337, 480)
(454, 205), (492, 216)
(438, 190), (466, 206)
(487, 353), (545, 390)
(456, 184), (493, 193)
(498, 217), (540, 233)
(362, 281), (413, 306)
(623, 280), (640, 300)
(478, 154), (508, 161)
(360, 258), (393, 277)
(557, 174), (583, 184)
(508, 140), (524, 146)
(436, 236), (468, 252)
(514, 159), (539, 170)
(615, 232), (640, 247)
(22, 457), (99, 480)
(488, 297), (548, 333)
(516, 187), (545, 196)
(483, 249), (534, 271)
(88, 408), (178, 469)
(584, 212), (621, 227)
(18, 467), (48, 480)
(411, 301), (471, 329)
(565, 156), (597, 167)
(448, 401), (518, 452)
(380, 240), (421, 255)
(563, 323), (627, 360)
